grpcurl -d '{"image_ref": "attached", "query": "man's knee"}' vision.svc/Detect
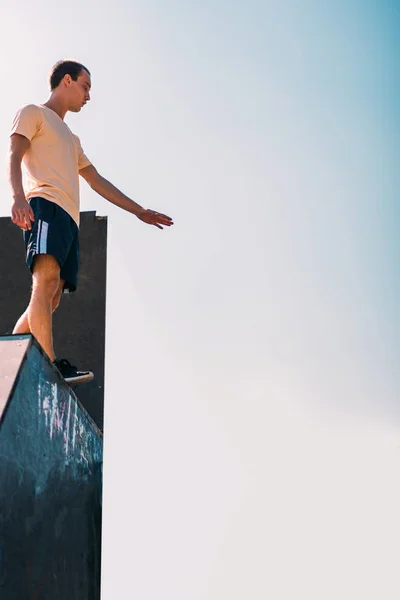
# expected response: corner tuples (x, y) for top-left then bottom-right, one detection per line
(32, 255), (61, 299)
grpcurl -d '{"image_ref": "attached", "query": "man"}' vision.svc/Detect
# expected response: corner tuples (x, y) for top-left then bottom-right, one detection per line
(7, 60), (173, 384)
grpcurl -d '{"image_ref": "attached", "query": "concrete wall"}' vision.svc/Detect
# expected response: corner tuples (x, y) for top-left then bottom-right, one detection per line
(0, 212), (107, 430)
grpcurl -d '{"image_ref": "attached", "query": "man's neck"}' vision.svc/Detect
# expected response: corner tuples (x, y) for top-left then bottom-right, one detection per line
(42, 97), (68, 120)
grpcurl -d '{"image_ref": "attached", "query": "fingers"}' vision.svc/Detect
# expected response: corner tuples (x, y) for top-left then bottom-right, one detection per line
(149, 210), (174, 227)
(138, 208), (174, 229)
(12, 208), (33, 230)
(154, 211), (172, 221)
(158, 213), (173, 224)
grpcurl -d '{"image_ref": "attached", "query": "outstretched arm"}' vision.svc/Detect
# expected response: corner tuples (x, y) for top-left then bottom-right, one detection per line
(80, 165), (173, 229)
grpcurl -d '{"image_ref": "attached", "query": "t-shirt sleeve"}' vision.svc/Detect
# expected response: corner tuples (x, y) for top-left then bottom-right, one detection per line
(10, 104), (42, 141)
(74, 135), (92, 170)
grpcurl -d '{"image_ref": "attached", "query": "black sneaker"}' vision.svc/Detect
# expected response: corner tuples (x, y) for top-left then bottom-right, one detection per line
(53, 358), (94, 385)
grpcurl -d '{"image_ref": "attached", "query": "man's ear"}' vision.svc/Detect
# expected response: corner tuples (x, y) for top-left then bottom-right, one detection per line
(63, 74), (72, 87)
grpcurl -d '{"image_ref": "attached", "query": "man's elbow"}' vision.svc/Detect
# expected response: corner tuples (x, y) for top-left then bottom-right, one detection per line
(8, 134), (30, 162)
(91, 174), (106, 193)
(6, 150), (23, 174)
(81, 166), (102, 190)
(7, 146), (22, 164)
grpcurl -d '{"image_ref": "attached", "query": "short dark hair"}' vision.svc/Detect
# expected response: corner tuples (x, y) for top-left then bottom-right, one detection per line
(49, 60), (91, 90)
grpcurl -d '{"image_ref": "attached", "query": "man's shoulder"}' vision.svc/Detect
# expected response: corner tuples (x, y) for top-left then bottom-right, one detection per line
(16, 103), (43, 113)
(11, 104), (45, 139)
(14, 104), (44, 121)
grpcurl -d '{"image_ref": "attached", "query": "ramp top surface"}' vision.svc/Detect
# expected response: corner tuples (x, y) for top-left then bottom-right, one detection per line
(0, 335), (31, 420)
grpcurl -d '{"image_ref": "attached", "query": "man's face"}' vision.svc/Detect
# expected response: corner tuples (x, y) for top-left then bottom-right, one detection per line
(65, 70), (91, 112)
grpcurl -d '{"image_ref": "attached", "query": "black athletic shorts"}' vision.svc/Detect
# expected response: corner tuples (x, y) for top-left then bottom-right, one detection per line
(24, 197), (80, 293)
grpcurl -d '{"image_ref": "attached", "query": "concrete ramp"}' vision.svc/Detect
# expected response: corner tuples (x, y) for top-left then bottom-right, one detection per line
(0, 334), (103, 599)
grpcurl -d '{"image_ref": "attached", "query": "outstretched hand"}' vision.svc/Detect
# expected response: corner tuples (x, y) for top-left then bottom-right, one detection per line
(137, 208), (174, 229)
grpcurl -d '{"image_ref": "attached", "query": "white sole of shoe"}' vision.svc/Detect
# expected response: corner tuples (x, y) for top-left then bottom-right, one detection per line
(65, 371), (94, 386)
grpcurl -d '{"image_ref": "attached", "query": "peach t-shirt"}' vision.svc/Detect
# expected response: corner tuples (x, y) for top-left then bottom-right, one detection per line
(10, 104), (91, 227)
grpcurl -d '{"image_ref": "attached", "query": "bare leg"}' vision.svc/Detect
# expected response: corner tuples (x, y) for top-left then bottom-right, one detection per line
(14, 279), (65, 335)
(13, 256), (61, 361)
(13, 309), (30, 334)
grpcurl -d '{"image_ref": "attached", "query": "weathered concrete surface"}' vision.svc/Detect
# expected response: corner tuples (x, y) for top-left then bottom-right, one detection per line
(0, 334), (103, 600)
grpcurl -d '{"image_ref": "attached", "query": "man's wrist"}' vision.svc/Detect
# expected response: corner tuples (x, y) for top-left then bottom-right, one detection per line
(131, 204), (145, 217)
(12, 192), (27, 204)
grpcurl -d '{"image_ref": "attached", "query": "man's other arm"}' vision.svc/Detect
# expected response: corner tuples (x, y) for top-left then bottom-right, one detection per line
(80, 164), (173, 230)
(7, 134), (34, 230)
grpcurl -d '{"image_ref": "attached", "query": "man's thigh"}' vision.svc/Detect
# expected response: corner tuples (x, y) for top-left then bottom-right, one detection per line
(24, 198), (75, 276)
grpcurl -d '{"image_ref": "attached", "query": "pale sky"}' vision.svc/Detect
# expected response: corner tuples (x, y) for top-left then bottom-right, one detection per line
(1, 1), (399, 598)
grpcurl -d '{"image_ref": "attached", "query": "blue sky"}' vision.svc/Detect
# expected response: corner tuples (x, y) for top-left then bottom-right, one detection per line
(1, 1), (399, 597)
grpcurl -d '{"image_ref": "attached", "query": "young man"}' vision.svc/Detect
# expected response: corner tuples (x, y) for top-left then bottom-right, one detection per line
(7, 60), (173, 385)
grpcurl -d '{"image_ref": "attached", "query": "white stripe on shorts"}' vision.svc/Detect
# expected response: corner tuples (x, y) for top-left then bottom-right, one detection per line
(36, 219), (42, 253)
(37, 220), (49, 254)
